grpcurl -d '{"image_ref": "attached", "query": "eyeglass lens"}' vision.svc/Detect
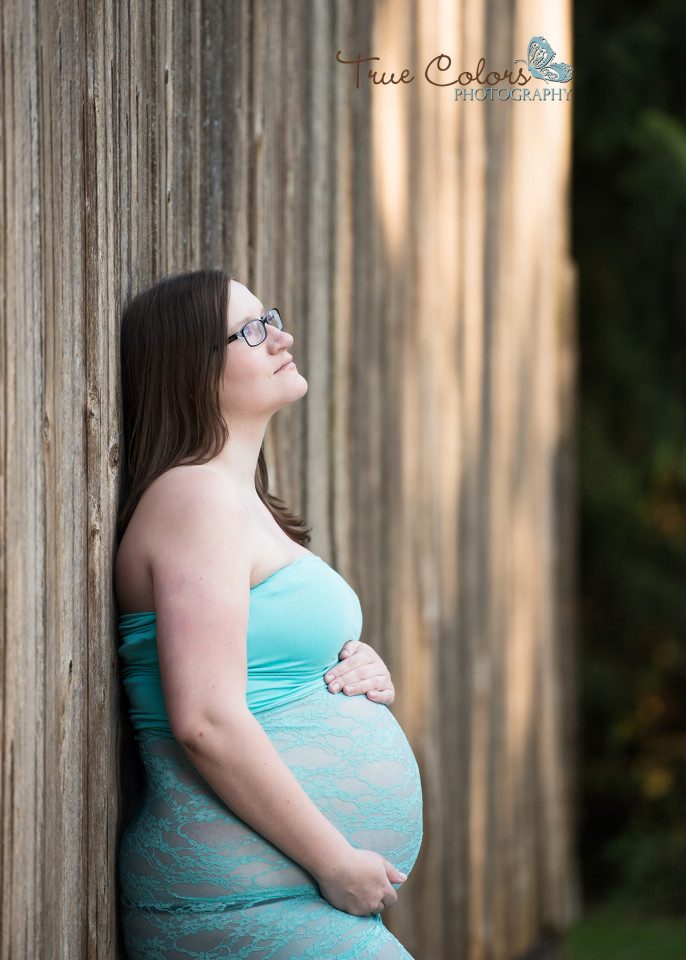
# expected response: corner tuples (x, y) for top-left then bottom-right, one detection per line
(243, 309), (283, 346)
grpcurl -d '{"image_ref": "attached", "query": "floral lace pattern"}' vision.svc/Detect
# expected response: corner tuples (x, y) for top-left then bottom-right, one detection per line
(120, 685), (423, 959)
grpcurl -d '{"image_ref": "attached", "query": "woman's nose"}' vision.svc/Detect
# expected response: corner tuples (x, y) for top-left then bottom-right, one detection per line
(267, 325), (293, 350)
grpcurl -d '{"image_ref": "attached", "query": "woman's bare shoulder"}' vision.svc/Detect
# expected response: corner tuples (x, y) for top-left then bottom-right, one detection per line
(148, 460), (232, 498)
(140, 463), (242, 523)
(119, 464), (246, 567)
(115, 463), (248, 613)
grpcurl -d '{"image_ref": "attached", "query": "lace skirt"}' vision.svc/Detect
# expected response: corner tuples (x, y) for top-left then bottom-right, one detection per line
(120, 685), (423, 959)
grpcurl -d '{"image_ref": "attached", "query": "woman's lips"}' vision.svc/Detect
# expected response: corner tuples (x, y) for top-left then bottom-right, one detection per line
(275, 358), (295, 373)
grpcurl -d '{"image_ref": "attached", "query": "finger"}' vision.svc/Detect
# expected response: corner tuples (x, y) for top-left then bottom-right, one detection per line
(327, 661), (387, 688)
(366, 687), (395, 704)
(324, 652), (372, 686)
(334, 648), (378, 674)
(341, 676), (393, 697)
(379, 887), (398, 909)
(383, 860), (407, 885)
(325, 666), (388, 694)
(331, 675), (393, 697)
(339, 669), (387, 692)
(337, 639), (361, 660)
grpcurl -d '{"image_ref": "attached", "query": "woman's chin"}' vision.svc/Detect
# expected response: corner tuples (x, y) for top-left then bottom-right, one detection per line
(289, 371), (309, 397)
(274, 373), (308, 413)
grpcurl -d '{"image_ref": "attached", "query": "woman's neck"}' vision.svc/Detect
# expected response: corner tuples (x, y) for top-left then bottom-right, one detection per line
(208, 419), (267, 498)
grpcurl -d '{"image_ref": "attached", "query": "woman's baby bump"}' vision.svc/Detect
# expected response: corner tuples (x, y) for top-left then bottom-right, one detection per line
(257, 686), (423, 875)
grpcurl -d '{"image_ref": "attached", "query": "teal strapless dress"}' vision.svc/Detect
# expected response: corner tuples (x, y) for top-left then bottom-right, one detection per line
(118, 554), (423, 959)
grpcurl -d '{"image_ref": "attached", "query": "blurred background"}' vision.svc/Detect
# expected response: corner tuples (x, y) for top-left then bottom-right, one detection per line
(1, 1), (684, 958)
(568, 0), (686, 956)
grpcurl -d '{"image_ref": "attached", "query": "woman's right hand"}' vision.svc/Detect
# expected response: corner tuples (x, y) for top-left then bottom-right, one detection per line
(316, 848), (407, 916)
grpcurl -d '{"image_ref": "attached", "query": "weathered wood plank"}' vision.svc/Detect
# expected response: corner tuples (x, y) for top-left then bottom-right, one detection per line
(83, 2), (124, 954)
(1, 2), (578, 957)
(37, 0), (89, 951)
(1, 2), (45, 954)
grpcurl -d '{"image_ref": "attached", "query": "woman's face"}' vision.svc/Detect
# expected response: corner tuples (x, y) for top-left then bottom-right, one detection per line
(219, 281), (308, 424)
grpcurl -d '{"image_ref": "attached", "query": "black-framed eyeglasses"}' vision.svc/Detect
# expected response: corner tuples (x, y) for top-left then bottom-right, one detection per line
(225, 308), (283, 347)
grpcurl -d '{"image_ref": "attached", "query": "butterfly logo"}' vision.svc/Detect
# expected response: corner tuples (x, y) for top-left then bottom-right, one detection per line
(515, 36), (573, 83)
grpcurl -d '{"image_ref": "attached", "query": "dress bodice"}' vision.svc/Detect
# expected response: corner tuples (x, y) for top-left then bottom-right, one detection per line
(118, 554), (363, 731)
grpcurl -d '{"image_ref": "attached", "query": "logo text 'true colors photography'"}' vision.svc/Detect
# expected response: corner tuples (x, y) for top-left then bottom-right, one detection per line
(336, 35), (574, 103)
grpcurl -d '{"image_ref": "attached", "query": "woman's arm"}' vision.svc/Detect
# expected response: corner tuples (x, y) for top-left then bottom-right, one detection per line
(145, 468), (405, 916)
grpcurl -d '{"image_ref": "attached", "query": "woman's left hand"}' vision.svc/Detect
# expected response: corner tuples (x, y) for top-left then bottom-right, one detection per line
(324, 641), (395, 704)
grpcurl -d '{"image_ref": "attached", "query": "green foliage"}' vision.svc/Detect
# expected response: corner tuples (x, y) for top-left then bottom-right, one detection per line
(574, 0), (686, 911)
(566, 901), (686, 960)
(603, 829), (686, 914)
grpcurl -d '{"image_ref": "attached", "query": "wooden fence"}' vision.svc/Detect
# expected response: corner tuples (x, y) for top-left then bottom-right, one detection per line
(0, 1), (579, 957)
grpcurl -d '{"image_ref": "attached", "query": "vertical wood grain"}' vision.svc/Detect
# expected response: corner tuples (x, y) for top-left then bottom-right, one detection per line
(0, 1), (578, 957)
(1, 1), (45, 954)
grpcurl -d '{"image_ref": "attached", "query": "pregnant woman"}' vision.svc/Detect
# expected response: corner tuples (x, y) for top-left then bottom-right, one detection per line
(115, 270), (423, 959)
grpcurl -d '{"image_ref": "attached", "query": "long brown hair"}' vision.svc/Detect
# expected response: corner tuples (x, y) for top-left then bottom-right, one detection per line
(117, 269), (310, 545)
